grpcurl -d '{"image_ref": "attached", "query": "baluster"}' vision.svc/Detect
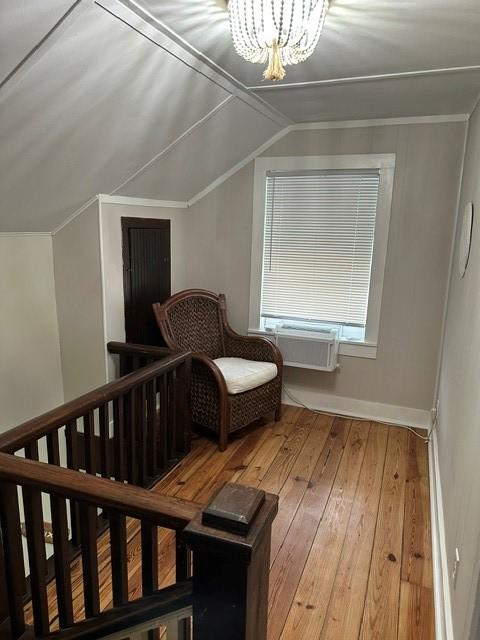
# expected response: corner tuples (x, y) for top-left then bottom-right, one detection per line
(47, 431), (74, 628)
(83, 410), (96, 475)
(0, 482), (26, 638)
(138, 384), (147, 487)
(159, 376), (168, 470)
(141, 522), (158, 595)
(113, 396), (126, 482)
(168, 371), (177, 459)
(79, 503), (100, 617)
(175, 536), (192, 640)
(0, 531), (9, 624)
(66, 420), (81, 546)
(119, 354), (128, 377)
(109, 513), (128, 606)
(126, 390), (137, 485)
(99, 403), (111, 479)
(175, 361), (191, 455)
(146, 379), (158, 480)
(22, 446), (49, 636)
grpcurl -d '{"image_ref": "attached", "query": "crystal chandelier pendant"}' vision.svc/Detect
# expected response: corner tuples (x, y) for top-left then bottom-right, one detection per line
(229, 0), (329, 81)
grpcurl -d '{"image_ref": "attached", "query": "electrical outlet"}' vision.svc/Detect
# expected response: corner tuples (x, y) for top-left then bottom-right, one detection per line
(452, 547), (460, 588)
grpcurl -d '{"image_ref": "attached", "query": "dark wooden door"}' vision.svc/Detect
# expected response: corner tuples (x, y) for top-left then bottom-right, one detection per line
(122, 217), (171, 345)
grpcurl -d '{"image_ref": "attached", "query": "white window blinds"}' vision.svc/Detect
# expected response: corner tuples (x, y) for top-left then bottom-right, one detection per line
(261, 169), (380, 327)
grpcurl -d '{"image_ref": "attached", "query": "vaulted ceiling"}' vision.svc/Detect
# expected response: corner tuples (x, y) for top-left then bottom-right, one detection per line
(1, 0), (479, 232)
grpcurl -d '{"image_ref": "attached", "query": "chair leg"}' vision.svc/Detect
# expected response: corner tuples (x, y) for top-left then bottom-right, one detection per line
(274, 405), (282, 422)
(219, 424), (228, 451)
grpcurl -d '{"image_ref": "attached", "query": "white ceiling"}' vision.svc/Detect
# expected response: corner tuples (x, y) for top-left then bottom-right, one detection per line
(0, 0), (479, 231)
(139, 0), (480, 87)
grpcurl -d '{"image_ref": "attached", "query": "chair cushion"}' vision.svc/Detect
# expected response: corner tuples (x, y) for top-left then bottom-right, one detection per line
(213, 357), (278, 395)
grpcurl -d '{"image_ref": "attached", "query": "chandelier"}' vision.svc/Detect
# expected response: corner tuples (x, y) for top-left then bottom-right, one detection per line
(229, 0), (329, 81)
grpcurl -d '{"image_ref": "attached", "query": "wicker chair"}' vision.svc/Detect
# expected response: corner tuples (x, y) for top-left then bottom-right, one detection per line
(153, 289), (283, 451)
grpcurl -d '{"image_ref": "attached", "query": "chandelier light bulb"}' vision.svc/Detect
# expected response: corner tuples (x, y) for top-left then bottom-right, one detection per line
(229, 0), (329, 81)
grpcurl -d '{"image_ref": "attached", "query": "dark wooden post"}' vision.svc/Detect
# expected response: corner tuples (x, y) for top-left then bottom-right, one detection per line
(183, 483), (278, 640)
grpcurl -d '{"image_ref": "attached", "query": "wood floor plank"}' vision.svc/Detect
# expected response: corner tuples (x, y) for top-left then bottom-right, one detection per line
(359, 427), (409, 640)
(320, 422), (389, 640)
(37, 410), (434, 640)
(279, 420), (370, 640)
(401, 433), (432, 589)
(397, 581), (434, 640)
(259, 410), (318, 496)
(194, 427), (267, 504)
(269, 413), (333, 563)
(235, 406), (304, 488)
(267, 418), (350, 640)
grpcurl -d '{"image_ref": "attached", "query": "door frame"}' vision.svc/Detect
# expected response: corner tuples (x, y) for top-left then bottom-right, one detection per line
(121, 217), (171, 344)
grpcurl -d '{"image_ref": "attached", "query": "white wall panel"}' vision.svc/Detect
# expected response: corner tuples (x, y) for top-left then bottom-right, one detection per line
(118, 97), (281, 201)
(0, 2), (229, 232)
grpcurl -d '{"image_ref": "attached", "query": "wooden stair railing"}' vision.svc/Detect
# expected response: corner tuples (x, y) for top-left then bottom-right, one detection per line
(0, 343), (278, 640)
(0, 452), (198, 639)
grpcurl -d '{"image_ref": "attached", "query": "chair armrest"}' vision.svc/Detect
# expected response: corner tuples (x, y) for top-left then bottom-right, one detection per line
(192, 353), (229, 396)
(224, 328), (283, 369)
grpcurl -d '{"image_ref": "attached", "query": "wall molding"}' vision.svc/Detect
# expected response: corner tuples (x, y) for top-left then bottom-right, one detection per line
(282, 385), (432, 430)
(99, 194), (188, 208)
(429, 430), (454, 640)
(249, 65), (480, 92)
(108, 95), (235, 198)
(292, 114), (469, 130)
(52, 195), (100, 236)
(188, 126), (293, 206)
(0, 232), (53, 237)
(187, 113), (468, 207)
(95, 0), (290, 129)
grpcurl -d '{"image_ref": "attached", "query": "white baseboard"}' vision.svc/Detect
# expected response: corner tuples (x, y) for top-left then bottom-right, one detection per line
(429, 430), (454, 640)
(282, 386), (431, 430)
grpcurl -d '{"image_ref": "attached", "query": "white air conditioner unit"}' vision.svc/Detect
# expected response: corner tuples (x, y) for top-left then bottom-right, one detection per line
(274, 324), (339, 372)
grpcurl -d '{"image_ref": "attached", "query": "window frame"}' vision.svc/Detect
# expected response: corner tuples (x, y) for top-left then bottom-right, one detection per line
(249, 154), (396, 359)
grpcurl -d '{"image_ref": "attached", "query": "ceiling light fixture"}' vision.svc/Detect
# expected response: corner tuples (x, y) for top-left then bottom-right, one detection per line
(228, 0), (329, 81)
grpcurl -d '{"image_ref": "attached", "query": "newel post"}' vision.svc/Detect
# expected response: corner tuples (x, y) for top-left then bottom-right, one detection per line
(183, 483), (278, 640)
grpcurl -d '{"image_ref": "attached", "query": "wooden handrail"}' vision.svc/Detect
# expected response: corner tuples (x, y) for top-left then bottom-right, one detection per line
(40, 582), (193, 640)
(0, 453), (199, 530)
(107, 341), (174, 358)
(0, 351), (190, 454)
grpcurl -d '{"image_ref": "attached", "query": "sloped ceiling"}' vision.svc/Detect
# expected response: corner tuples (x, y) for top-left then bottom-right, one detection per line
(1, 0), (479, 232)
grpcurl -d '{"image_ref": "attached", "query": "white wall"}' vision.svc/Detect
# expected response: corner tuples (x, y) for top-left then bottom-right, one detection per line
(0, 235), (63, 431)
(436, 103), (480, 640)
(187, 121), (466, 424)
(53, 202), (107, 400)
(99, 201), (189, 380)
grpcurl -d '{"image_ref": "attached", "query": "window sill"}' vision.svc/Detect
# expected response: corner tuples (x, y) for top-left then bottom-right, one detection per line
(248, 329), (377, 360)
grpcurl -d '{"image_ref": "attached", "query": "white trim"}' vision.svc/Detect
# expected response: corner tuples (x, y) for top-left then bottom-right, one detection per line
(52, 196), (99, 236)
(291, 114), (469, 130)
(95, 0), (290, 128)
(97, 198), (110, 385)
(248, 66), (480, 92)
(283, 386), (431, 430)
(187, 126), (293, 206)
(0, 0), (87, 104)
(248, 154), (395, 354)
(429, 429), (454, 640)
(433, 119), (470, 401)
(108, 96), (235, 197)
(0, 232), (52, 237)
(99, 194), (188, 209)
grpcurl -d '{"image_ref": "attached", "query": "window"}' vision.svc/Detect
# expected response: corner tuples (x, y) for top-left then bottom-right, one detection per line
(249, 155), (395, 358)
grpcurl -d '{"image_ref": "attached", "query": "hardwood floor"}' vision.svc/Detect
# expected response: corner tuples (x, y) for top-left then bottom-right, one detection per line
(34, 405), (434, 639)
